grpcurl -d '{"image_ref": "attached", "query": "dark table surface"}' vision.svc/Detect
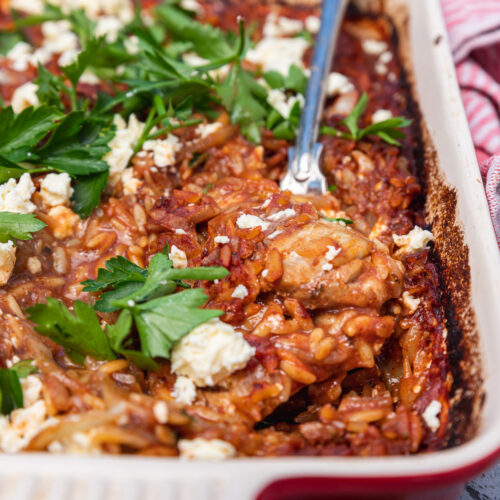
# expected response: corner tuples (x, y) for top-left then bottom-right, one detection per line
(459, 461), (500, 499)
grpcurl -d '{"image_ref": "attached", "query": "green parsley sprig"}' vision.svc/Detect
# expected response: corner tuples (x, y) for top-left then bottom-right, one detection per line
(28, 248), (229, 368)
(0, 212), (46, 243)
(321, 92), (412, 146)
(0, 360), (38, 415)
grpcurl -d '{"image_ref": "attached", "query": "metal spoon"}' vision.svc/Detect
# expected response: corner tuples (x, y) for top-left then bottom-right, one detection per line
(280, 0), (348, 194)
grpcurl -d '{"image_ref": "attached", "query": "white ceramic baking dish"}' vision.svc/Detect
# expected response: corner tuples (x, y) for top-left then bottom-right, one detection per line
(0, 0), (499, 498)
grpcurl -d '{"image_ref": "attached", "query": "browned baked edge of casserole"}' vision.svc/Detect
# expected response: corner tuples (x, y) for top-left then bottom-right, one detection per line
(0, 0), (482, 457)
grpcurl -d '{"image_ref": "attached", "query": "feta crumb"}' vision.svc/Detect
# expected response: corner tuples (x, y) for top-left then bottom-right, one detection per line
(170, 245), (188, 269)
(375, 62), (388, 76)
(262, 269), (269, 278)
(393, 226), (434, 254)
(40, 173), (73, 207)
(46, 205), (79, 240)
(20, 375), (43, 407)
(27, 256), (42, 274)
(321, 262), (333, 272)
(267, 208), (296, 221)
(41, 20), (78, 55)
(153, 401), (169, 424)
(263, 12), (304, 38)
(10, 0), (44, 14)
(326, 72), (354, 97)
(105, 114), (145, 185)
(95, 15), (123, 43)
(79, 70), (100, 85)
(0, 400), (53, 453)
(372, 109), (393, 124)
(236, 214), (270, 231)
(361, 39), (388, 55)
(142, 135), (181, 168)
(124, 35), (139, 55)
(171, 318), (255, 387)
(231, 284), (248, 299)
(267, 89), (304, 119)
(121, 169), (142, 195)
(0, 241), (16, 286)
(402, 291), (420, 314)
(196, 122), (222, 139)
(379, 50), (393, 64)
(11, 82), (39, 113)
(214, 236), (230, 244)
(180, 0), (203, 12)
(175, 228), (187, 235)
(325, 244), (341, 261)
(0, 173), (36, 213)
(305, 15), (321, 34)
(6, 42), (33, 72)
(246, 36), (310, 76)
(172, 376), (197, 406)
(422, 400), (442, 432)
(178, 438), (236, 460)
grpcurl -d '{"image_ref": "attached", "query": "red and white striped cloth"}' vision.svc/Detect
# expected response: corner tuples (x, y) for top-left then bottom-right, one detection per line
(441, 0), (500, 247)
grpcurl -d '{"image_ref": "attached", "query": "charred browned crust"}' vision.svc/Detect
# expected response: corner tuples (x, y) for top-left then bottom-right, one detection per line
(363, 0), (484, 446)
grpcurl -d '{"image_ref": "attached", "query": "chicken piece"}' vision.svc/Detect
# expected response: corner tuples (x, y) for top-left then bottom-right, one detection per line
(268, 220), (404, 310)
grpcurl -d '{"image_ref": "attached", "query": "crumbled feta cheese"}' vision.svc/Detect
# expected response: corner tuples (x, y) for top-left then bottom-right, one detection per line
(0, 400), (54, 453)
(422, 400), (442, 432)
(7, 42), (33, 72)
(246, 36), (310, 76)
(79, 70), (100, 85)
(170, 245), (188, 269)
(46, 205), (79, 240)
(175, 228), (187, 235)
(121, 169), (142, 195)
(178, 438), (236, 460)
(326, 72), (354, 97)
(180, 0), (203, 13)
(393, 226), (434, 254)
(196, 122), (222, 139)
(305, 15), (321, 34)
(361, 39), (388, 55)
(267, 89), (304, 119)
(142, 135), (181, 168)
(262, 269), (269, 278)
(105, 114), (145, 184)
(267, 208), (296, 221)
(214, 236), (230, 244)
(325, 244), (341, 261)
(20, 375), (43, 407)
(11, 82), (40, 114)
(27, 256), (42, 274)
(321, 262), (333, 272)
(10, 0), (44, 14)
(263, 12), (304, 38)
(47, 0), (134, 24)
(372, 109), (393, 124)
(57, 49), (79, 67)
(0, 241), (16, 286)
(124, 35), (140, 55)
(236, 214), (270, 231)
(401, 291), (420, 314)
(40, 173), (73, 207)
(172, 376), (197, 406)
(231, 284), (248, 299)
(171, 318), (255, 387)
(153, 401), (169, 424)
(0, 174), (36, 213)
(41, 20), (79, 54)
(95, 16), (124, 43)
(379, 51), (393, 64)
